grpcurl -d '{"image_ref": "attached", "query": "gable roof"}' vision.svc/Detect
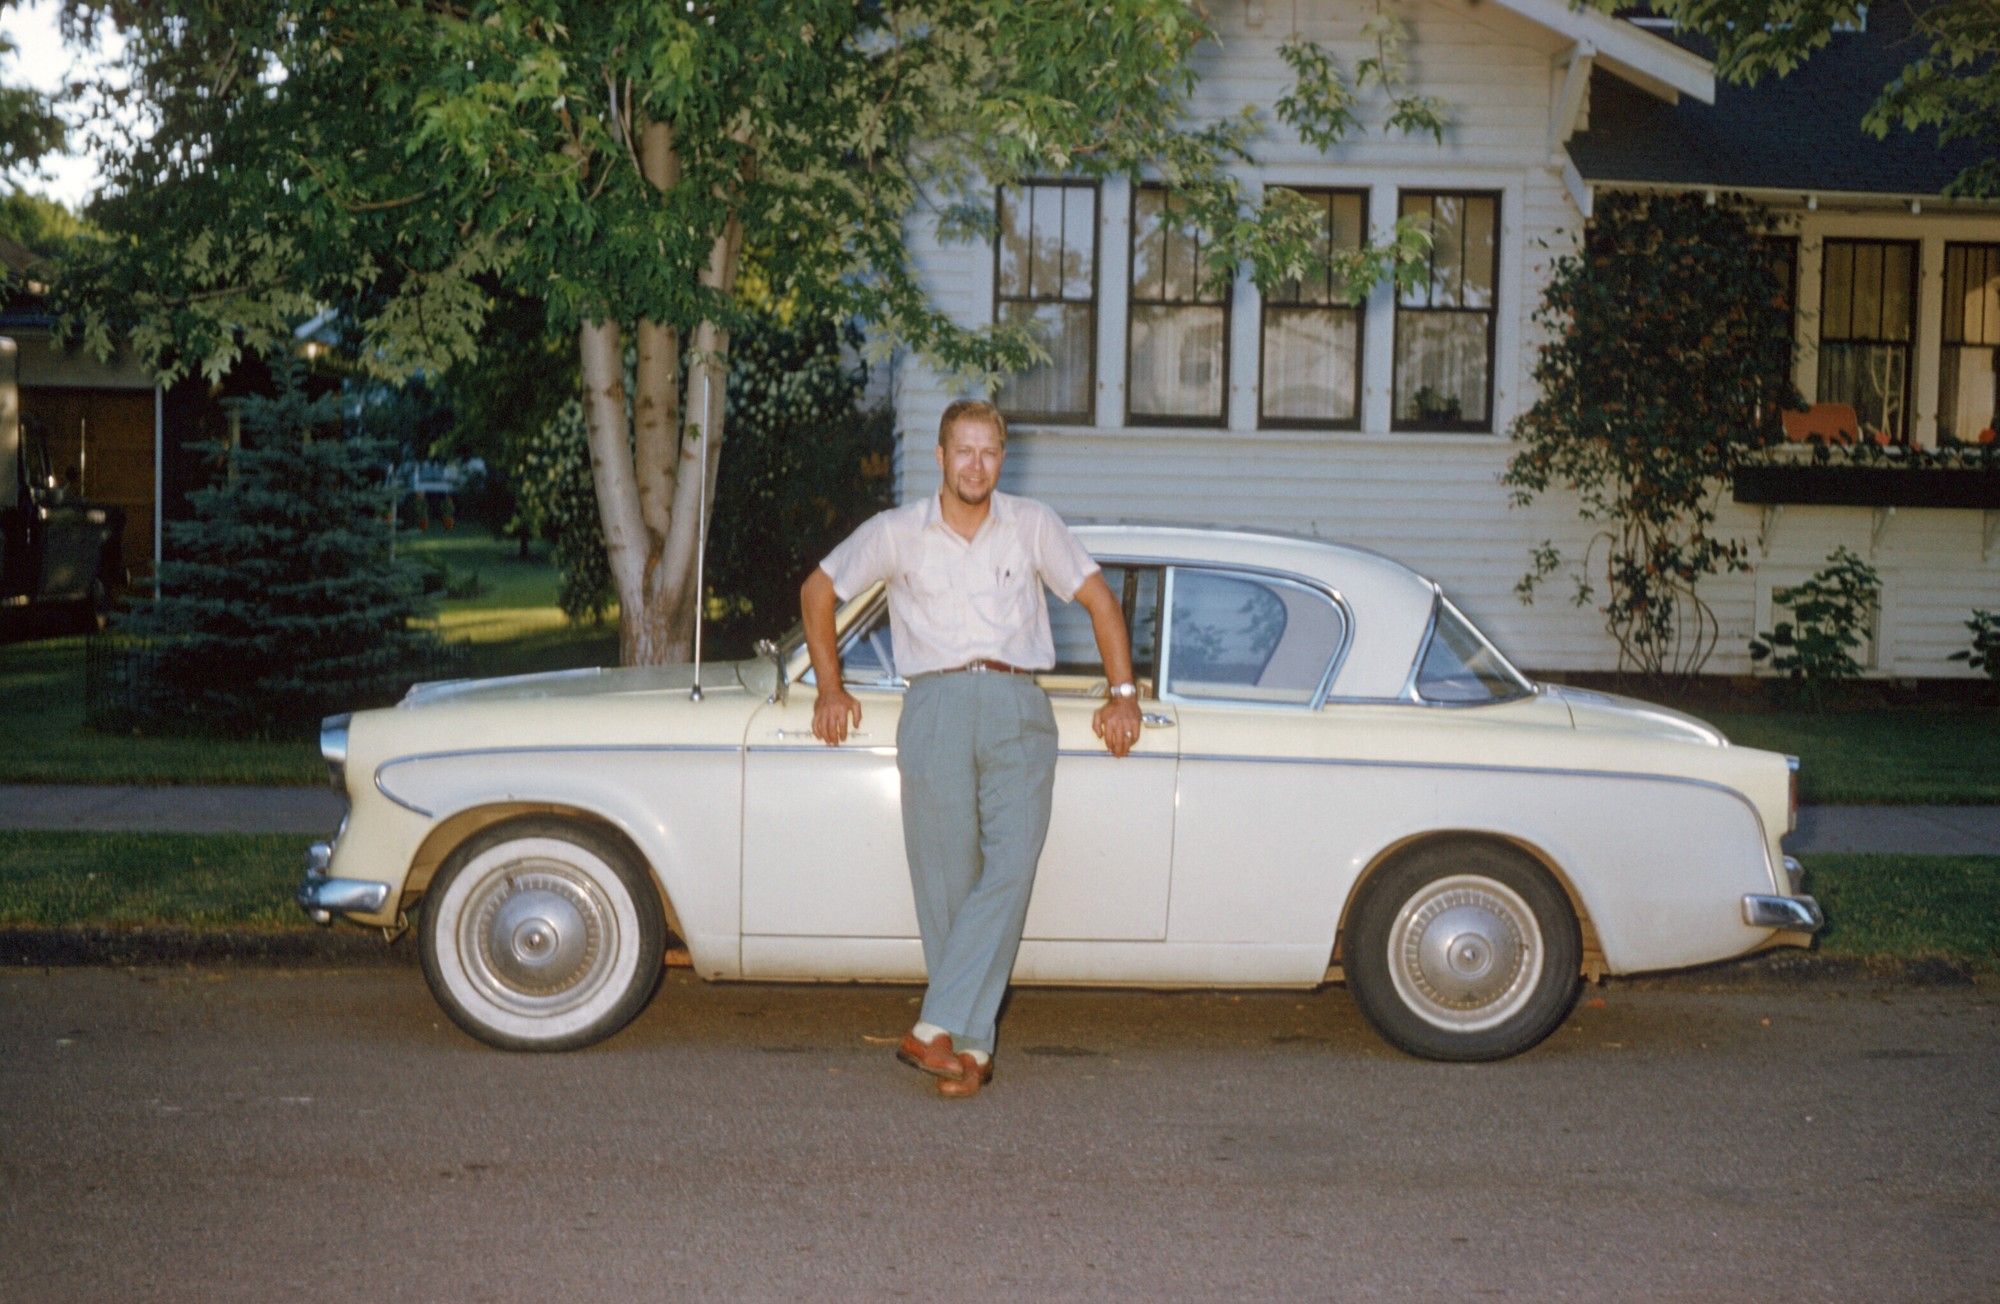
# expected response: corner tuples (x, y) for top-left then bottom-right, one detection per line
(1567, 5), (1992, 199)
(1489, 0), (1713, 103)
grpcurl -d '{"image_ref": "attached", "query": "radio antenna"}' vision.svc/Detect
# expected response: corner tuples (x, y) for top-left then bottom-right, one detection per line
(689, 362), (711, 702)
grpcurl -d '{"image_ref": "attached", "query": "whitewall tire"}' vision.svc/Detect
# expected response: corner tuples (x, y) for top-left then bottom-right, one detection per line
(419, 819), (666, 1052)
(1347, 842), (1582, 1062)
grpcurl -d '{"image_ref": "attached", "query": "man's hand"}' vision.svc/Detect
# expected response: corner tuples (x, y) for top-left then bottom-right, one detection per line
(813, 685), (863, 745)
(1093, 695), (1143, 758)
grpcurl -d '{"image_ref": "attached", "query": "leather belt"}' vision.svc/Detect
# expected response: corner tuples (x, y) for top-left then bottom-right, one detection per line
(919, 659), (1037, 678)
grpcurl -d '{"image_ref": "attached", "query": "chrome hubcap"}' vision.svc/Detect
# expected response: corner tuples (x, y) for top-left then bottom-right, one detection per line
(459, 862), (619, 1015)
(1388, 874), (1543, 1032)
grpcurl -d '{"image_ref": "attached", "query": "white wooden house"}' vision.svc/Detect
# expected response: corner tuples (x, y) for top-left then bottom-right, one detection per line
(880, 0), (2000, 677)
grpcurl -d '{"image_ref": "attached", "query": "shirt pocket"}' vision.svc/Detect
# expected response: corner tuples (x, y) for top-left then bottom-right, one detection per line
(970, 541), (1039, 632)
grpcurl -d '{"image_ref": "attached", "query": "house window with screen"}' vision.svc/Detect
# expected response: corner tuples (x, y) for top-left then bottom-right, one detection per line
(1260, 187), (1366, 428)
(1128, 185), (1229, 425)
(1393, 191), (1498, 431)
(1940, 243), (1999, 444)
(994, 181), (1098, 424)
(1818, 238), (1916, 443)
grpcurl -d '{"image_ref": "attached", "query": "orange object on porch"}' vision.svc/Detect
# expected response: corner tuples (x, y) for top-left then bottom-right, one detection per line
(1780, 403), (1861, 444)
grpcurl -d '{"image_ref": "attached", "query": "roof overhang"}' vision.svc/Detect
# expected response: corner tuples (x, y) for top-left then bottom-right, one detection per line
(1490, 0), (1715, 103)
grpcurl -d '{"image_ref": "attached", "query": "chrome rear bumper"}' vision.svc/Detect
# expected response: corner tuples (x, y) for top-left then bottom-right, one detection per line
(1743, 893), (1824, 932)
(297, 842), (389, 925)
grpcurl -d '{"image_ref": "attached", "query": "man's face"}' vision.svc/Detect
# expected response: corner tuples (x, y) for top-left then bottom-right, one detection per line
(936, 417), (1006, 508)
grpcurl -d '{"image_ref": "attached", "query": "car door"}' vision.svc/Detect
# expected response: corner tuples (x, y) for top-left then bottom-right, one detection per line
(738, 567), (1177, 975)
(1157, 565), (1379, 976)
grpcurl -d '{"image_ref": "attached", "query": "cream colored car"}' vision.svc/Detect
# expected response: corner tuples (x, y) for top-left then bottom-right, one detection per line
(299, 526), (1821, 1061)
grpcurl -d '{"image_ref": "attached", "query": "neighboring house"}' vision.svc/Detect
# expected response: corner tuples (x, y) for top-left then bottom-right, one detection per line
(886, 0), (1999, 677)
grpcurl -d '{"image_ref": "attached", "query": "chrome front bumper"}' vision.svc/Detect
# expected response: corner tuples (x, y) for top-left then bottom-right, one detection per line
(297, 842), (389, 925)
(1742, 855), (1824, 932)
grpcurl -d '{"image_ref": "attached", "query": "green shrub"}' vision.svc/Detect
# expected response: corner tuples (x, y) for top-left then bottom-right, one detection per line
(1749, 547), (1882, 707)
(1948, 609), (2000, 682)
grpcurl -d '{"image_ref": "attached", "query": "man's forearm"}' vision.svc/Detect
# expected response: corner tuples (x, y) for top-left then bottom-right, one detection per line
(800, 568), (844, 685)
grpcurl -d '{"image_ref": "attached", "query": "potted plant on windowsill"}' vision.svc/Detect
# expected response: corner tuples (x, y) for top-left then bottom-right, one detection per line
(1411, 385), (1462, 425)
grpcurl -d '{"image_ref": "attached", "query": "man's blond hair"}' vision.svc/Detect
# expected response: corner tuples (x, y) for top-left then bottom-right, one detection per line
(939, 399), (1007, 448)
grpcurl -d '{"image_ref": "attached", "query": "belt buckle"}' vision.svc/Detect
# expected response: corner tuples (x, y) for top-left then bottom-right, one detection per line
(966, 660), (991, 674)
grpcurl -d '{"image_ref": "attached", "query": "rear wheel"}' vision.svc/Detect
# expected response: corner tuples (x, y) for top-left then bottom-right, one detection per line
(1347, 841), (1581, 1062)
(419, 818), (666, 1052)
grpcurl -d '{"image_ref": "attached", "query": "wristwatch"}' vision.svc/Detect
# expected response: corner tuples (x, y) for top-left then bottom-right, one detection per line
(1106, 682), (1138, 700)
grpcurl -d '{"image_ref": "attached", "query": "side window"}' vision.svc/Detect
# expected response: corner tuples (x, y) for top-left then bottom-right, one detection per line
(1413, 600), (1531, 704)
(1164, 568), (1345, 706)
(1046, 564), (1162, 688)
(799, 596), (903, 688)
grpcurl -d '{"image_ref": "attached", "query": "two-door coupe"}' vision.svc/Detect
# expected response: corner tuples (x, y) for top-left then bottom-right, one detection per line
(299, 526), (1823, 1061)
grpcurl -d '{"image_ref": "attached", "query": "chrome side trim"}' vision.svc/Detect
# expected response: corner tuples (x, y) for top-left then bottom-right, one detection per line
(1743, 894), (1824, 932)
(373, 743), (744, 817)
(745, 745), (900, 758)
(1175, 750), (1776, 854)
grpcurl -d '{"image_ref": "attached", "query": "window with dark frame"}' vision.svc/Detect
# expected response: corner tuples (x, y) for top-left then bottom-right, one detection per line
(1817, 238), (1917, 444)
(1939, 242), (1999, 444)
(994, 181), (1098, 425)
(1392, 191), (1498, 432)
(1259, 187), (1367, 429)
(1754, 234), (1800, 426)
(1128, 185), (1230, 425)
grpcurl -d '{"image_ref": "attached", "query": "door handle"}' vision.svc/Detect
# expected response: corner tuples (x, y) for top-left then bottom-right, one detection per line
(1141, 712), (1174, 729)
(770, 728), (871, 740)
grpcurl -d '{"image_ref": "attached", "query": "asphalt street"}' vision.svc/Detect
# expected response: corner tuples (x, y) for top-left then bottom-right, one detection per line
(2, 967), (1994, 1302)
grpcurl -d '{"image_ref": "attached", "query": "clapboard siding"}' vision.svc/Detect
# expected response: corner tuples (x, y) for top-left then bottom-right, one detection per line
(887, 0), (2000, 678)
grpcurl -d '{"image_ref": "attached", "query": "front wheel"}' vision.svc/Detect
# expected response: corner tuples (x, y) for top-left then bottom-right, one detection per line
(1346, 842), (1581, 1062)
(419, 818), (666, 1051)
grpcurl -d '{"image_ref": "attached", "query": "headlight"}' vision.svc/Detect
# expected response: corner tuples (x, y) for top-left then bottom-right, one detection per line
(320, 713), (351, 791)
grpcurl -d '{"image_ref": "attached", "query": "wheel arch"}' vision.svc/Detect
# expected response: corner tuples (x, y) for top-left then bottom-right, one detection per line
(1332, 830), (1605, 981)
(403, 802), (685, 943)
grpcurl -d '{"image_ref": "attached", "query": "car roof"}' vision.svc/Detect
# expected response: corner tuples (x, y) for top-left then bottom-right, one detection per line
(1070, 524), (1439, 700)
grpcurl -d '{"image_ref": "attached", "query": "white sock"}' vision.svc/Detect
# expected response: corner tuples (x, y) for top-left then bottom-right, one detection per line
(964, 1049), (991, 1066)
(912, 1020), (950, 1043)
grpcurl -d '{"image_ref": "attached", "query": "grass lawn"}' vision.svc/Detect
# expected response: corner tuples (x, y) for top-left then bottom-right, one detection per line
(1707, 709), (2000, 805)
(0, 527), (617, 785)
(0, 831), (308, 929)
(1798, 854), (2000, 971)
(2, 833), (1991, 977)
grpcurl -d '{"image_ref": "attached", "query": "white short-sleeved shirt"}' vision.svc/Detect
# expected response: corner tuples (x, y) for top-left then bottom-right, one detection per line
(818, 490), (1100, 678)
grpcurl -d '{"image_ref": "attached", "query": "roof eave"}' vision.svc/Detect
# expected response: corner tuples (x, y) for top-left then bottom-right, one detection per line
(1491, 0), (1715, 103)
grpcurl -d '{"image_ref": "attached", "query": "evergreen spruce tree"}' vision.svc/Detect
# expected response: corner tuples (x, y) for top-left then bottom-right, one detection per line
(128, 356), (437, 736)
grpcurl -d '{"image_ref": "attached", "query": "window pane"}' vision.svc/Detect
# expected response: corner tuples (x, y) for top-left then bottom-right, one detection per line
(1262, 307), (1360, 422)
(1030, 185), (1063, 300)
(1881, 244), (1913, 342)
(1133, 187), (1168, 300)
(1062, 186), (1095, 300)
(1939, 347), (1998, 443)
(1431, 195), (1465, 308)
(1397, 193), (1433, 306)
(1460, 196), (1496, 308)
(1851, 243), (1883, 338)
(1163, 197), (1202, 303)
(999, 300), (1094, 419)
(1394, 312), (1488, 425)
(1415, 602), (1530, 704)
(1048, 565), (1161, 684)
(1818, 341), (1909, 441)
(1166, 569), (1344, 706)
(997, 187), (1029, 297)
(1823, 242), (1854, 339)
(1329, 192), (1365, 260)
(1130, 304), (1226, 419)
(838, 600), (902, 686)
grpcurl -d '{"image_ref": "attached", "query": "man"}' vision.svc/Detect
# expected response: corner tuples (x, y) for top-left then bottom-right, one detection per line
(800, 399), (1143, 1099)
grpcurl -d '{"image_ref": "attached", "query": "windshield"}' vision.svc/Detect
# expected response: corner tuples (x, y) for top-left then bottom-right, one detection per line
(1413, 597), (1533, 704)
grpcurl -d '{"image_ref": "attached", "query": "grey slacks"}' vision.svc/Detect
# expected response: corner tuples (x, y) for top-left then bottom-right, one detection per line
(896, 670), (1059, 1055)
